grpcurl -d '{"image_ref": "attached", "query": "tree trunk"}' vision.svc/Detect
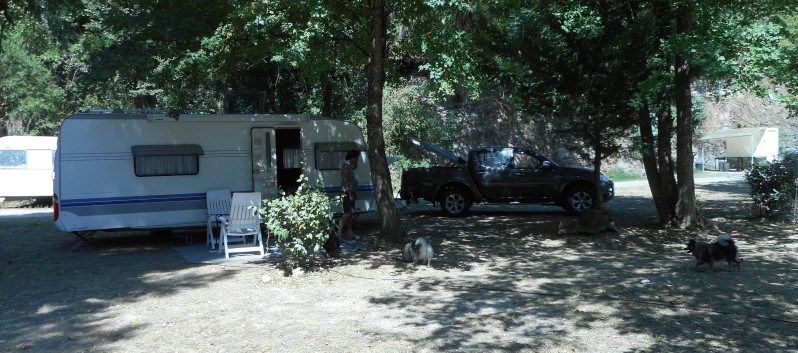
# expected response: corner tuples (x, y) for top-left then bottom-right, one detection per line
(591, 136), (604, 209)
(0, 97), (7, 136)
(321, 71), (333, 118)
(366, 0), (405, 243)
(673, 3), (699, 229)
(1, 0), (13, 50)
(638, 106), (674, 224)
(639, 0), (679, 226)
(655, 99), (678, 225)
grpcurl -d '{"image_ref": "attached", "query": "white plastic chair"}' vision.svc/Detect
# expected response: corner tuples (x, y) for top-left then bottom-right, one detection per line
(218, 192), (266, 259)
(206, 189), (232, 250)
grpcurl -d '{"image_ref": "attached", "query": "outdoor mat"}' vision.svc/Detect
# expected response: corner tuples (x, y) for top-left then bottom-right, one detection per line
(171, 236), (369, 264)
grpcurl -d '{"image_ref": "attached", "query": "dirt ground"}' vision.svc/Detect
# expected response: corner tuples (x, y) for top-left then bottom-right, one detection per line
(1, 173), (797, 353)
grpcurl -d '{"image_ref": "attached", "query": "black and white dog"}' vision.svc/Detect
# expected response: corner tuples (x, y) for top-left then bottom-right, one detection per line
(403, 237), (434, 267)
(684, 234), (742, 271)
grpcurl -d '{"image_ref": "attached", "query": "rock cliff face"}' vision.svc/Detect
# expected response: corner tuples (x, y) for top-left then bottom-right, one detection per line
(440, 89), (796, 175)
(445, 96), (583, 168)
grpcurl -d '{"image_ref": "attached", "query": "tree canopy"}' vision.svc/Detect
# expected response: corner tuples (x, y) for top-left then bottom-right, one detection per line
(1, 0), (796, 231)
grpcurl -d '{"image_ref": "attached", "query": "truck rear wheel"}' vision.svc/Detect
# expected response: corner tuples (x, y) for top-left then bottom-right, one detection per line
(440, 188), (472, 216)
(561, 186), (595, 214)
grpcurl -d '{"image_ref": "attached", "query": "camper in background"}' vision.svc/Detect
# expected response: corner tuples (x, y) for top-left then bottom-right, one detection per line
(0, 136), (58, 202)
(53, 111), (374, 234)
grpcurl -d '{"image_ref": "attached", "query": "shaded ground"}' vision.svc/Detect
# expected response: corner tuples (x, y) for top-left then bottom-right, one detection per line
(1, 175), (797, 353)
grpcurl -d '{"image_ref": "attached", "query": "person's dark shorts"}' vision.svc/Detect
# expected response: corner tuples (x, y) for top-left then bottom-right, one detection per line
(343, 193), (357, 214)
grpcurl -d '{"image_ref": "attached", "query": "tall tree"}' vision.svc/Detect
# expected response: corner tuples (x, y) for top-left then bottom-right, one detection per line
(639, 0), (794, 228)
(673, 2), (699, 228)
(0, 4), (65, 136)
(471, 1), (643, 208)
(365, 0), (405, 242)
(76, 0), (230, 109)
(635, 0), (678, 226)
(196, 0), (481, 242)
(5, 0), (795, 231)
(473, 0), (795, 228)
(0, 0), (13, 54)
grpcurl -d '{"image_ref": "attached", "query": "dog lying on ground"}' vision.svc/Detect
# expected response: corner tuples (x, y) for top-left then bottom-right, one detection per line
(402, 237), (434, 267)
(684, 233), (742, 271)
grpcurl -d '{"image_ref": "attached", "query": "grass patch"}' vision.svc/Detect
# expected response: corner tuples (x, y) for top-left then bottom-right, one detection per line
(605, 168), (729, 182)
(605, 169), (645, 182)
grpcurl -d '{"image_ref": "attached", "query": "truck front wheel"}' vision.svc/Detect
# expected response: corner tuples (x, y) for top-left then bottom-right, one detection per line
(440, 188), (472, 217)
(561, 186), (595, 214)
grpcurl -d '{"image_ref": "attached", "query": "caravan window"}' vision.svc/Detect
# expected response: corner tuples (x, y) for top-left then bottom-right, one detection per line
(132, 145), (204, 177)
(314, 142), (360, 170)
(26, 149), (54, 169)
(0, 150), (26, 168)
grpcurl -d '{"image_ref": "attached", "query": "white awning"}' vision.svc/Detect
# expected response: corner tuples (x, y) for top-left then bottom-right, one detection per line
(699, 127), (767, 140)
(697, 127), (779, 164)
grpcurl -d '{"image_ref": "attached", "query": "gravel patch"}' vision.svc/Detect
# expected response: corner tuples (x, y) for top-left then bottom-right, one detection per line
(1, 173), (797, 353)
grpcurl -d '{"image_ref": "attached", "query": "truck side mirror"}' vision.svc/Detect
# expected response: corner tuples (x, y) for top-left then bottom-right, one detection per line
(542, 161), (552, 169)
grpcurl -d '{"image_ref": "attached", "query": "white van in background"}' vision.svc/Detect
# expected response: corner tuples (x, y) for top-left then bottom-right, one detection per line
(53, 110), (374, 234)
(0, 136), (58, 201)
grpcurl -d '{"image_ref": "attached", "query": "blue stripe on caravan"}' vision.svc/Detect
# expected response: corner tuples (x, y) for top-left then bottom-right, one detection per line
(61, 193), (207, 207)
(319, 184), (375, 195)
(61, 186), (373, 207)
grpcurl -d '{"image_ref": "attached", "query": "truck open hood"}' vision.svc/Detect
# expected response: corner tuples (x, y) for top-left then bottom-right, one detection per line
(409, 137), (467, 166)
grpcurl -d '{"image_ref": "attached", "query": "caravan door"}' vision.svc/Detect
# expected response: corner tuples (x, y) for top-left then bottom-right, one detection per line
(251, 128), (278, 197)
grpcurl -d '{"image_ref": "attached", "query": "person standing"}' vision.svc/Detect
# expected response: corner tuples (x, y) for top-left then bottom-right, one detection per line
(337, 149), (360, 239)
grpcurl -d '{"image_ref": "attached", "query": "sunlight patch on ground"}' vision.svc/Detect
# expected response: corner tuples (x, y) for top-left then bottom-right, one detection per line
(540, 239), (566, 248)
(82, 298), (112, 305)
(35, 303), (66, 315)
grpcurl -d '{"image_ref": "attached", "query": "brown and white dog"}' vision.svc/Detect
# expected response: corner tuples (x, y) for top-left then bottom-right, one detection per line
(402, 237), (434, 267)
(684, 234), (742, 271)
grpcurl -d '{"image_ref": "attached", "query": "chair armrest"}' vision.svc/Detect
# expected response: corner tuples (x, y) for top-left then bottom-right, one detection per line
(218, 216), (230, 225)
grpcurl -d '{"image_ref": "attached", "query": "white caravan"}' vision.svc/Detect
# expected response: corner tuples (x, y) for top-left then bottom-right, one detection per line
(0, 136), (58, 201)
(53, 111), (374, 233)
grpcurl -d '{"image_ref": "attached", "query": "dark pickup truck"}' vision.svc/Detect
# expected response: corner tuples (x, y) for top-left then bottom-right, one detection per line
(399, 138), (614, 216)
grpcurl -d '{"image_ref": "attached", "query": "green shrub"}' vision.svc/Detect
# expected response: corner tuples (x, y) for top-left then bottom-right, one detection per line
(745, 152), (798, 218)
(383, 84), (457, 163)
(257, 176), (338, 270)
